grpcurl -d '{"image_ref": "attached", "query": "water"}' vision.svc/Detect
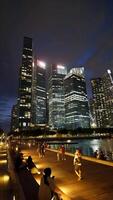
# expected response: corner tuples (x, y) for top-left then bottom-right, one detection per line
(49, 138), (113, 160)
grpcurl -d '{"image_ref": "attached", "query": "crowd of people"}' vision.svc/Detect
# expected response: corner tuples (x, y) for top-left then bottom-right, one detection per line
(12, 141), (113, 200)
(13, 143), (83, 200)
(93, 149), (113, 160)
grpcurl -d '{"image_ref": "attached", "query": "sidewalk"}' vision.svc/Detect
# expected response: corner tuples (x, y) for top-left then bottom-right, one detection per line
(22, 147), (113, 200)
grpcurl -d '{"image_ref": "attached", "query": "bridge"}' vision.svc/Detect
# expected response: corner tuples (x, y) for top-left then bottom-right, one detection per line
(9, 132), (112, 143)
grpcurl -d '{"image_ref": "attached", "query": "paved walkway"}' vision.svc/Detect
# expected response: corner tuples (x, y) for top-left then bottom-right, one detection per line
(22, 147), (113, 200)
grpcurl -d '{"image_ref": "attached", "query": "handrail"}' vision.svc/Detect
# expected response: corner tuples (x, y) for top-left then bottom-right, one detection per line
(47, 148), (113, 167)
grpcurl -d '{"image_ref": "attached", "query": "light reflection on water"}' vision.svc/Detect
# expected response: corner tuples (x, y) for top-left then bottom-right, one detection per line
(50, 138), (113, 157)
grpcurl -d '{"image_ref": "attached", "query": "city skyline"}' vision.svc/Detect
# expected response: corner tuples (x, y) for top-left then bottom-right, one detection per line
(1, 0), (113, 131)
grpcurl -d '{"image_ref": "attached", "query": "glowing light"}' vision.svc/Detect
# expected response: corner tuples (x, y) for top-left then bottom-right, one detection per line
(91, 122), (97, 128)
(37, 60), (46, 69)
(0, 159), (7, 164)
(15, 146), (18, 151)
(0, 175), (10, 184)
(67, 140), (71, 143)
(0, 142), (3, 146)
(3, 175), (10, 182)
(0, 153), (7, 157)
(28, 143), (31, 147)
(13, 195), (16, 200)
(32, 61), (34, 67)
(35, 177), (40, 185)
(57, 65), (65, 69)
(107, 69), (111, 74)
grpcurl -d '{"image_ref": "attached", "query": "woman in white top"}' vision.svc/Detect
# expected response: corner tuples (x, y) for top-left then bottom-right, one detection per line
(73, 149), (82, 181)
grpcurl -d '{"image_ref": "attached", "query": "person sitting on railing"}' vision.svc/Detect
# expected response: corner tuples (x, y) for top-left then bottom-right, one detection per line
(26, 156), (35, 170)
(15, 152), (25, 171)
(26, 156), (41, 174)
(38, 167), (62, 200)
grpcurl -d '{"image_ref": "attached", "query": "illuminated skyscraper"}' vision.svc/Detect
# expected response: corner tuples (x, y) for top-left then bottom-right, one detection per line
(48, 64), (67, 129)
(18, 37), (33, 130)
(102, 69), (113, 127)
(91, 69), (113, 127)
(32, 60), (47, 126)
(11, 102), (19, 131)
(64, 67), (90, 130)
(91, 78), (105, 127)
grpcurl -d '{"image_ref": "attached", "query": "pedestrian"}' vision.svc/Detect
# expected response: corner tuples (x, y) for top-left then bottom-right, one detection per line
(38, 167), (61, 200)
(73, 149), (82, 181)
(38, 143), (42, 158)
(41, 143), (45, 157)
(94, 150), (98, 158)
(57, 147), (60, 161)
(61, 145), (66, 160)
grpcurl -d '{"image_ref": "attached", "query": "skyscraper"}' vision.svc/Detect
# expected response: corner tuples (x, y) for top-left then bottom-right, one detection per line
(102, 69), (113, 127)
(48, 64), (67, 129)
(32, 60), (47, 126)
(64, 67), (90, 130)
(91, 69), (113, 127)
(11, 102), (19, 131)
(18, 37), (33, 130)
(91, 77), (105, 127)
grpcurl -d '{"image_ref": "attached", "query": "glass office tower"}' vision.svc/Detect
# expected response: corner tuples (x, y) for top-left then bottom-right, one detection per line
(64, 67), (90, 130)
(91, 69), (113, 127)
(91, 77), (105, 127)
(48, 64), (67, 129)
(18, 37), (33, 130)
(11, 102), (19, 131)
(32, 60), (47, 126)
(102, 69), (113, 127)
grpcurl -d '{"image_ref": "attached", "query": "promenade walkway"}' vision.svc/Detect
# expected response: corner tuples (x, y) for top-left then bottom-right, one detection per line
(22, 147), (113, 200)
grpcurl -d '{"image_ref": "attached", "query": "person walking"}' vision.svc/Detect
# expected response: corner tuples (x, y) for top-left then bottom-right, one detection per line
(38, 167), (61, 200)
(57, 147), (61, 161)
(73, 149), (82, 181)
(61, 145), (66, 160)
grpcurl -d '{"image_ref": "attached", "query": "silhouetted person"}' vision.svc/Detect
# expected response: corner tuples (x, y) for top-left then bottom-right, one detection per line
(38, 168), (61, 200)
(94, 150), (98, 158)
(99, 150), (106, 160)
(26, 156), (35, 170)
(15, 152), (24, 170)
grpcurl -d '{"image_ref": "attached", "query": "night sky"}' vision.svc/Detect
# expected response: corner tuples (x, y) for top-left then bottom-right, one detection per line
(0, 0), (113, 132)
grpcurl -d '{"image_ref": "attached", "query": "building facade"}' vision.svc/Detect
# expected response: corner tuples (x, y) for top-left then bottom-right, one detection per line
(102, 69), (113, 127)
(18, 37), (33, 130)
(64, 67), (90, 130)
(11, 103), (19, 131)
(48, 64), (67, 129)
(32, 60), (47, 126)
(91, 77), (106, 127)
(91, 69), (113, 128)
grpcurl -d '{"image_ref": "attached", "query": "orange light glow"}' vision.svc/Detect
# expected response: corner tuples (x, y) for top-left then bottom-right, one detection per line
(0, 159), (7, 164)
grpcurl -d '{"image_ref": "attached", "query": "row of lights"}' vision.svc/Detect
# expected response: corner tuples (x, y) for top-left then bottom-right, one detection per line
(32, 59), (66, 69)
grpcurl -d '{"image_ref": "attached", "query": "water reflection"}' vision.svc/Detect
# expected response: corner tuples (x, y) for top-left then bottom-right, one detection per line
(50, 138), (113, 159)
